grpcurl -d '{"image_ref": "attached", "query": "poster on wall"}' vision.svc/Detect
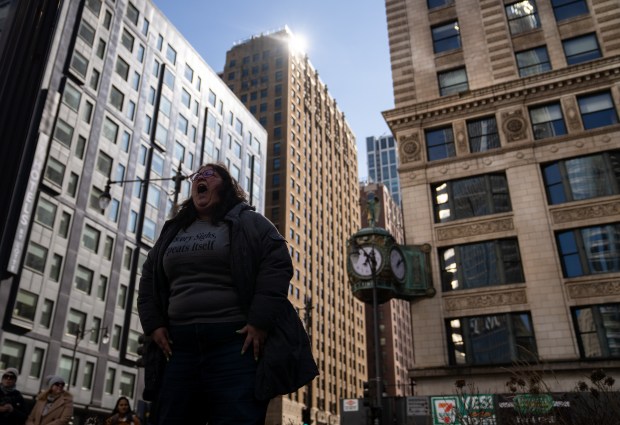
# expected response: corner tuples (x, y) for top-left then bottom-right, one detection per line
(431, 396), (459, 424)
(431, 394), (497, 424)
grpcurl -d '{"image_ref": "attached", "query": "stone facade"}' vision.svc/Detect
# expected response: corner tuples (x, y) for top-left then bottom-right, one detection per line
(383, 0), (620, 396)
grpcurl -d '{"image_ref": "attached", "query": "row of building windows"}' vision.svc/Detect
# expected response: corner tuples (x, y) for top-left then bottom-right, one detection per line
(439, 220), (619, 289)
(0, 337), (137, 397)
(447, 302), (620, 366)
(426, 90), (618, 161)
(428, 0), (587, 24)
(436, 29), (601, 96)
(433, 150), (620, 224)
(429, 0), (599, 99)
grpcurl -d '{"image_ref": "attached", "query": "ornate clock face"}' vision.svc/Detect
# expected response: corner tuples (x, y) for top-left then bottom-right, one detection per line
(350, 246), (383, 278)
(390, 246), (406, 282)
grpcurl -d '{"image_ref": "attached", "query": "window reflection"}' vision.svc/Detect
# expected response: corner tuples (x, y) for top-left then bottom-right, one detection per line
(433, 174), (511, 223)
(574, 304), (620, 358)
(440, 239), (525, 291)
(448, 313), (538, 365)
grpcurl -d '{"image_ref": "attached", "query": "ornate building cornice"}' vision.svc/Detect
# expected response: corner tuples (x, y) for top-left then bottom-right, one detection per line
(444, 288), (527, 311)
(436, 217), (514, 241)
(566, 278), (620, 299)
(551, 199), (620, 225)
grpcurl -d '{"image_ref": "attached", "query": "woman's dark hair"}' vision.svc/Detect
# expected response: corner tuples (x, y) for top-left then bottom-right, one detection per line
(175, 162), (247, 227)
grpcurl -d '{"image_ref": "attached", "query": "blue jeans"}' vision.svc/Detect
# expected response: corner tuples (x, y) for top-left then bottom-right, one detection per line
(154, 322), (269, 425)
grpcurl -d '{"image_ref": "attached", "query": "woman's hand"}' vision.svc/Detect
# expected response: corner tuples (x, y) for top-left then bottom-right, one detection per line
(152, 327), (172, 359)
(237, 324), (267, 361)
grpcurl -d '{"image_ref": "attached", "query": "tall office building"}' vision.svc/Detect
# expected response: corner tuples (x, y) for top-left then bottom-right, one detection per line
(359, 182), (414, 397)
(366, 134), (402, 206)
(383, 0), (620, 395)
(223, 27), (366, 424)
(0, 0), (267, 420)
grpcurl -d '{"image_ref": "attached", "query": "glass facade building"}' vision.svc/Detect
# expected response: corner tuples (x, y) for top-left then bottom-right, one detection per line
(366, 135), (402, 206)
(0, 0), (266, 419)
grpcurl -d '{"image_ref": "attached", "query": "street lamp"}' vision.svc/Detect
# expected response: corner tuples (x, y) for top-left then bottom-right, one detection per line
(98, 161), (187, 212)
(68, 325), (109, 391)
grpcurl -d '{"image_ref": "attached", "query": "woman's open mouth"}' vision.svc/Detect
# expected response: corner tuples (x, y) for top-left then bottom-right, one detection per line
(197, 183), (208, 193)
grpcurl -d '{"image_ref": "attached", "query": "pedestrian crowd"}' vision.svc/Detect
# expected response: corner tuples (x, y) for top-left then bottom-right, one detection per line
(0, 368), (141, 425)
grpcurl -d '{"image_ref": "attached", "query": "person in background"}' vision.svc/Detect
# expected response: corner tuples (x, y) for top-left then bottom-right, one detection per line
(105, 397), (140, 425)
(0, 368), (27, 425)
(25, 376), (72, 425)
(138, 163), (317, 425)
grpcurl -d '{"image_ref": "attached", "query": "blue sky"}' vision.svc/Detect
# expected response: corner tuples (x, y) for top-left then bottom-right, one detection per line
(151, 0), (394, 180)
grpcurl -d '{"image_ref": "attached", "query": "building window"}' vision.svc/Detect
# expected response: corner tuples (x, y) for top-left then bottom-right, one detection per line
(432, 21), (461, 53)
(181, 89), (191, 108)
(551, 0), (588, 22)
(97, 276), (108, 300)
(439, 238), (524, 291)
(121, 29), (134, 52)
(184, 64), (194, 82)
(556, 223), (620, 278)
(143, 218), (156, 241)
(117, 285), (128, 309)
(30, 347), (45, 378)
(109, 86), (124, 111)
(563, 33), (601, 65)
(103, 235), (114, 260)
(14, 289), (38, 322)
(577, 91), (618, 130)
(126, 2), (139, 25)
(40, 299), (54, 328)
(115, 57), (130, 80)
(0, 340), (26, 370)
(467, 116), (500, 152)
(78, 20), (95, 46)
(529, 102), (567, 139)
(163, 68), (175, 89)
(428, 0), (455, 8)
(70, 51), (89, 79)
(102, 117), (119, 144)
(105, 368), (116, 394)
(177, 115), (189, 135)
(94, 39), (106, 60)
(35, 197), (57, 228)
(542, 150), (620, 205)
(166, 44), (177, 65)
(85, 0), (101, 16)
(24, 242), (47, 273)
(505, 0), (540, 35)
(96, 150), (113, 178)
(66, 309), (86, 337)
(425, 126), (455, 161)
(432, 173), (511, 223)
(447, 313), (537, 366)
(75, 265), (94, 294)
(62, 83), (81, 111)
(49, 254), (63, 282)
(82, 224), (100, 253)
(438, 67), (468, 96)
(83, 361), (95, 390)
(516, 46), (551, 77)
(54, 118), (73, 148)
(573, 304), (620, 359)
(119, 372), (136, 397)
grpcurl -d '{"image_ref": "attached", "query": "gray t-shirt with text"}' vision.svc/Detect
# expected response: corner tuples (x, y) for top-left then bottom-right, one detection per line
(163, 219), (245, 324)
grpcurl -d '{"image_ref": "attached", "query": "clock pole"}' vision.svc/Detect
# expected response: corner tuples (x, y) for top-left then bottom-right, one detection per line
(368, 243), (383, 425)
